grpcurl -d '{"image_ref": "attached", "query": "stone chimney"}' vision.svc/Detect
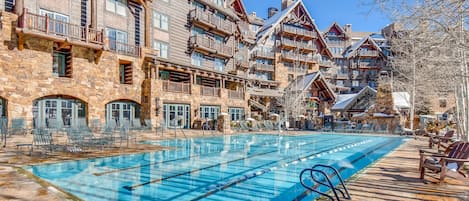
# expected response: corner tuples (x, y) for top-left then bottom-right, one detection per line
(281, 0), (295, 10)
(344, 24), (352, 35)
(268, 7), (278, 18)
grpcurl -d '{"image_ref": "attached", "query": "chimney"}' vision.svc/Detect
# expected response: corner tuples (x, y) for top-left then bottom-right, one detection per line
(268, 7), (278, 18)
(344, 24), (352, 35)
(250, 12), (257, 17)
(281, 0), (295, 11)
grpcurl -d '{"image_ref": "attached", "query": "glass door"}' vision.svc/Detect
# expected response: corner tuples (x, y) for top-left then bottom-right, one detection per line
(163, 104), (190, 129)
(106, 101), (139, 128)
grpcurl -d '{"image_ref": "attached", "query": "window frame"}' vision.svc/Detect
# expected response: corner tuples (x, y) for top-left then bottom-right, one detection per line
(106, 0), (127, 16)
(153, 11), (169, 31)
(153, 40), (169, 59)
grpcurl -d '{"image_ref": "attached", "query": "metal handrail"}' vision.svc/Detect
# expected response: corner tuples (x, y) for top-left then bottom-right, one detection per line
(299, 164), (351, 200)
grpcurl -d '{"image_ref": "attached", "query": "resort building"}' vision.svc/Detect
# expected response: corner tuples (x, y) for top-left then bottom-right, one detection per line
(322, 22), (390, 94)
(0, 0), (395, 130)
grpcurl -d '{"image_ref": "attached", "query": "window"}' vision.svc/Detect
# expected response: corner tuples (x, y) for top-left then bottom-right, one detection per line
(153, 12), (169, 31)
(352, 80), (359, 87)
(191, 52), (204, 66)
(53, 50), (72, 77)
(214, 58), (225, 71)
(336, 80), (344, 86)
(119, 61), (132, 84)
(106, 28), (128, 51)
(200, 105), (220, 120)
(212, 0), (223, 7)
(39, 9), (69, 35)
(106, 0), (126, 16)
(191, 27), (205, 36)
(228, 108), (244, 121)
(352, 70), (359, 76)
(153, 41), (169, 58)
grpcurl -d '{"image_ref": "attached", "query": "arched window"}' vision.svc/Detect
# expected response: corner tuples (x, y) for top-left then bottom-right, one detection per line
(33, 96), (87, 128)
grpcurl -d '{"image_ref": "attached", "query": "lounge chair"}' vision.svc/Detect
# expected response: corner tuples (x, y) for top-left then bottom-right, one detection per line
(419, 141), (469, 184)
(32, 128), (54, 154)
(132, 119), (143, 131)
(428, 130), (455, 149)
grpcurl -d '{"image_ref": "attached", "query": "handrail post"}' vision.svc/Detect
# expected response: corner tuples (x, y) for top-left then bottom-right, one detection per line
(45, 15), (49, 34)
(85, 26), (89, 42)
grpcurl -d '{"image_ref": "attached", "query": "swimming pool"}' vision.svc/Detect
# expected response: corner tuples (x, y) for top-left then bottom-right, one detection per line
(25, 134), (404, 201)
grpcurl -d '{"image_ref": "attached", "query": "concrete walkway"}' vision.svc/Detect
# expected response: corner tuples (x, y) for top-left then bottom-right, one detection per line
(0, 132), (468, 201)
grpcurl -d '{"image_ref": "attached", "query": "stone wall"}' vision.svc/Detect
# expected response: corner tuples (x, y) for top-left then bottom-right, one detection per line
(0, 12), (144, 127)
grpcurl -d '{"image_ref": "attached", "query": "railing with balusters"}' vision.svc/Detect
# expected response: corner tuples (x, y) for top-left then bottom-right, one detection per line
(162, 80), (191, 94)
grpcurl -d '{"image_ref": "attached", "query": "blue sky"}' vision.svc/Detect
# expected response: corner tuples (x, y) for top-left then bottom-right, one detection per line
(243, 0), (391, 32)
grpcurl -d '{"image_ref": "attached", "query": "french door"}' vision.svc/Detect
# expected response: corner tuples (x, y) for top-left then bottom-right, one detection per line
(33, 98), (86, 128)
(163, 104), (190, 129)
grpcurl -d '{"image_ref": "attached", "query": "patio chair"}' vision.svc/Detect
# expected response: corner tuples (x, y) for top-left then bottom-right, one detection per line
(132, 119), (143, 131)
(9, 118), (27, 136)
(32, 128), (54, 154)
(428, 130), (455, 149)
(354, 123), (363, 133)
(239, 121), (250, 131)
(419, 141), (469, 184)
(119, 126), (136, 147)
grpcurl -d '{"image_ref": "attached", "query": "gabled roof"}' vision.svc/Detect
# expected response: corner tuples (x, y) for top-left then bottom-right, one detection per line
(323, 22), (349, 38)
(229, 0), (248, 19)
(331, 86), (377, 111)
(255, 0), (332, 57)
(344, 36), (383, 58)
(285, 71), (336, 100)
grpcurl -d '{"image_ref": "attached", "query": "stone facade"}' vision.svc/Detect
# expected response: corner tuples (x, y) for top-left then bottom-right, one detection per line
(0, 11), (144, 127)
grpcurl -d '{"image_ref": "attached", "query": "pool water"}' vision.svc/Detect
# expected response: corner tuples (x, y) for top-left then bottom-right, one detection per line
(25, 134), (404, 201)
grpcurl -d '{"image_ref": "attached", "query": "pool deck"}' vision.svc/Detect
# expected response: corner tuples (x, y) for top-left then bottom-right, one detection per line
(0, 130), (468, 201)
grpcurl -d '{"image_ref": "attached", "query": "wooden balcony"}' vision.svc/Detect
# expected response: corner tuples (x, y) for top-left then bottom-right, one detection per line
(281, 52), (297, 61)
(319, 60), (335, 68)
(189, 9), (233, 36)
(287, 67), (307, 73)
(300, 55), (315, 64)
(213, 42), (233, 58)
(278, 24), (317, 39)
(336, 73), (349, 80)
(16, 10), (104, 50)
(298, 42), (317, 52)
(162, 80), (191, 94)
(228, 89), (244, 99)
(253, 63), (274, 72)
(238, 21), (256, 41)
(108, 40), (141, 57)
(358, 50), (379, 57)
(358, 62), (380, 69)
(326, 40), (347, 47)
(189, 35), (216, 54)
(277, 37), (297, 50)
(253, 50), (275, 59)
(236, 48), (249, 69)
(200, 86), (221, 97)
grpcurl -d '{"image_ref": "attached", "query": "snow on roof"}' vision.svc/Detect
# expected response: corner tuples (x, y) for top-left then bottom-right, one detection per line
(332, 94), (357, 110)
(373, 113), (395, 118)
(344, 36), (383, 58)
(331, 86), (377, 111)
(393, 92), (410, 109)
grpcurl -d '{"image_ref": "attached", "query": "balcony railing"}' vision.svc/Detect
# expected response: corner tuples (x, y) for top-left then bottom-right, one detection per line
(200, 86), (221, 97)
(358, 50), (379, 57)
(279, 24), (317, 38)
(162, 80), (191, 94)
(253, 51), (275, 59)
(336, 73), (349, 79)
(253, 63), (274, 72)
(228, 89), (244, 99)
(17, 10), (104, 45)
(326, 40), (347, 46)
(278, 37), (297, 48)
(298, 42), (317, 52)
(282, 52), (297, 61)
(214, 42), (233, 57)
(189, 9), (233, 35)
(108, 40), (141, 57)
(190, 35), (215, 52)
(287, 67), (307, 73)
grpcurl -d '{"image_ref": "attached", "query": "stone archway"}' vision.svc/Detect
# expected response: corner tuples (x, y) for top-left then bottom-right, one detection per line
(33, 95), (87, 129)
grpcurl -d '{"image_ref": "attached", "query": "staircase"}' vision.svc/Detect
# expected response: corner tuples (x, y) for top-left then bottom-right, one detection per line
(249, 99), (268, 112)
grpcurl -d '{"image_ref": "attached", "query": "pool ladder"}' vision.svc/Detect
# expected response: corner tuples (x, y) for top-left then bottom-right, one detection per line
(299, 164), (351, 201)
